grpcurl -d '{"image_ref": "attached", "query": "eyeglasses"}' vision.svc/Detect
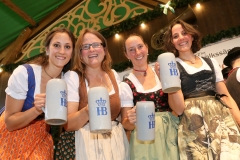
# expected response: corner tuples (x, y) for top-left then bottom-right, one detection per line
(81, 42), (103, 50)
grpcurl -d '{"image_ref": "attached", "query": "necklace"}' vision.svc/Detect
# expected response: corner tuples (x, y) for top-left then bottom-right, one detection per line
(44, 67), (60, 79)
(133, 65), (148, 76)
(179, 55), (196, 64)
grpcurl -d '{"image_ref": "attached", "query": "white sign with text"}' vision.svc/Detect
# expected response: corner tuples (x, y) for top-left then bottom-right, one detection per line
(195, 36), (240, 67)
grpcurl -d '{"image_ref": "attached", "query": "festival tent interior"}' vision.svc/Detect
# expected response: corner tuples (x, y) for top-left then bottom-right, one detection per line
(1, 0), (240, 156)
(0, 0), (240, 104)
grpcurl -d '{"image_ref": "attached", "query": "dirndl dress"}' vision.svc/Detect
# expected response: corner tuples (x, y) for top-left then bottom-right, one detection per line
(0, 112), (53, 159)
(75, 121), (129, 160)
(177, 57), (240, 160)
(0, 64), (53, 159)
(130, 112), (179, 160)
(179, 94), (240, 160)
(55, 130), (75, 159)
(123, 78), (180, 160)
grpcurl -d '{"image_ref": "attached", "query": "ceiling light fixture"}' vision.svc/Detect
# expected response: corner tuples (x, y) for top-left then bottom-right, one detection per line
(196, 3), (201, 9)
(115, 33), (120, 39)
(141, 23), (146, 29)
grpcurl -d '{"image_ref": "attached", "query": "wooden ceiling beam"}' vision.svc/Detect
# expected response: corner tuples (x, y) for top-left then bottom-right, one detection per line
(2, 0), (36, 26)
(132, 0), (159, 8)
(0, 27), (32, 65)
(28, 0), (82, 39)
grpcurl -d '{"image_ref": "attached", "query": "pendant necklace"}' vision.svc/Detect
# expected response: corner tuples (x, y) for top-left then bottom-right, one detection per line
(179, 55), (196, 64)
(133, 65), (148, 76)
(44, 67), (60, 79)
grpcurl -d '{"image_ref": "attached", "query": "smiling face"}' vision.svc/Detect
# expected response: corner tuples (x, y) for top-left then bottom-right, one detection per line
(46, 32), (73, 69)
(125, 35), (148, 69)
(80, 32), (105, 69)
(171, 24), (194, 55)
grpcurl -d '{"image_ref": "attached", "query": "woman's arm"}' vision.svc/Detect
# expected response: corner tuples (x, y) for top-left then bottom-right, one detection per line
(155, 61), (185, 115)
(63, 71), (89, 131)
(63, 102), (89, 131)
(121, 107), (136, 131)
(4, 94), (43, 131)
(216, 81), (240, 125)
(168, 90), (185, 115)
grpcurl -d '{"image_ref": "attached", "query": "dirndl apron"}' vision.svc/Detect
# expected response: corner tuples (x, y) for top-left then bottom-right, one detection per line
(130, 112), (180, 160)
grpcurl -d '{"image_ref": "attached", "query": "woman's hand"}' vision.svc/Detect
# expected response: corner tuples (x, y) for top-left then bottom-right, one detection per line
(33, 94), (45, 114)
(127, 106), (136, 124)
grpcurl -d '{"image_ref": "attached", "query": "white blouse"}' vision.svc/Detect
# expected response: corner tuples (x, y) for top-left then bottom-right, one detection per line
(64, 69), (121, 102)
(5, 64), (42, 100)
(236, 68), (240, 82)
(176, 56), (224, 82)
(120, 67), (162, 108)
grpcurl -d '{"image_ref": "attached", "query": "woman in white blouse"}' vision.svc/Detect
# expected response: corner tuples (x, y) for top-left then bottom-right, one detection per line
(56, 28), (129, 160)
(157, 19), (240, 160)
(0, 27), (75, 159)
(120, 33), (185, 160)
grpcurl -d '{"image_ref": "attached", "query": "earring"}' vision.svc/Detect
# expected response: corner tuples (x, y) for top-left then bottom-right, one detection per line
(128, 59), (131, 62)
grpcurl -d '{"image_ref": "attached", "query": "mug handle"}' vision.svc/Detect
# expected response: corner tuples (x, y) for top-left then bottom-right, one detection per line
(42, 107), (45, 113)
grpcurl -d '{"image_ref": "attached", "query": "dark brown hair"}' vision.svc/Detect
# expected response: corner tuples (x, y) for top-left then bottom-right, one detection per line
(72, 28), (112, 83)
(29, 27), (75, 73)
(163, 20), (202, 57)
(123, 33), (147, 53)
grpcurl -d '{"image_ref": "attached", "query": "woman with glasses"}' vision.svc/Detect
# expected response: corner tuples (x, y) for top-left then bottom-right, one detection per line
(56, 28), (129, 160)
(120, 34), (185, 160)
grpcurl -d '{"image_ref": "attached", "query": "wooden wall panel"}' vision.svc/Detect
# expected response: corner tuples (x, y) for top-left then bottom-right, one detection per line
(0, 72), (10, 107)
(196, 0), (240, 35)
(107, 0), (240, 64)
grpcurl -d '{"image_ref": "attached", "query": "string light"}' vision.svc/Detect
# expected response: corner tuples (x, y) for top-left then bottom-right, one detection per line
(141, 23), (146, 29)
(115, 33), (120, 39)
(196, 3), (201, 9)
(0, 64), (3, 73)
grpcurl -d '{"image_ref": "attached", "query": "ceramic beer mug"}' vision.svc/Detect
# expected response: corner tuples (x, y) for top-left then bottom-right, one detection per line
(136, 101), (155, 141)
(157, 52), (181, 93)
(88, 86), (112, 133)
(42, 79), (67, 125)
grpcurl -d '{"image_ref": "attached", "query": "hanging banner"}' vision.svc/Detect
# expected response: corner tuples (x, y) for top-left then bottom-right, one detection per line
(196, 36), (240, 67)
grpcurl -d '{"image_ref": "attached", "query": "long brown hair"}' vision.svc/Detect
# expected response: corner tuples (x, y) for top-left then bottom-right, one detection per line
(72, 28), (112, 83)
(163, 20), (202, 57)
(29, 27), (76, 73)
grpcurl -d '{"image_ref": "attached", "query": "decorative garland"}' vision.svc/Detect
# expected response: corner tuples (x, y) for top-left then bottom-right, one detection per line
(3, 25), (240, 73)
(112, 25), (240, 72)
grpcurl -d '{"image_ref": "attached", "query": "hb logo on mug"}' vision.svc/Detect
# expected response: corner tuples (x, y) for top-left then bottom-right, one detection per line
(148, 113), (155, 129)
(60, 90), (67, 107)
(168, 61), (178, 76)
(96, 97), (108, 116)
(88, 86), (112, 133)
